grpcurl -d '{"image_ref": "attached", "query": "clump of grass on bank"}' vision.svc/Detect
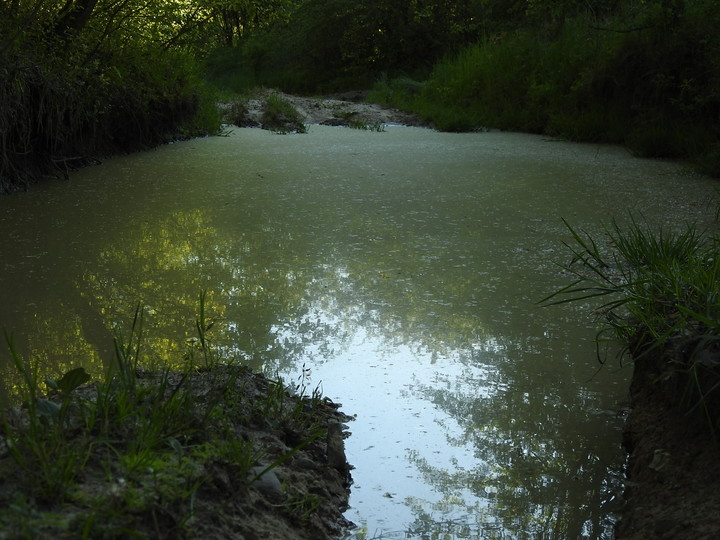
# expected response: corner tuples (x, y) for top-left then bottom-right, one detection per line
(261, 92), (307, 134)
(542, 218), (720, 435)
(0, 297), (350, 538)
(347, 119), (385, 132)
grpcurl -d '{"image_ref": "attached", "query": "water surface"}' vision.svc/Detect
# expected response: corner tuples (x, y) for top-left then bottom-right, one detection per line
(1, 126), (717, 538)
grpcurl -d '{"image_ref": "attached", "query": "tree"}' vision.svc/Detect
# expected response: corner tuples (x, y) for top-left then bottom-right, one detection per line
(53, 0), (101, 36)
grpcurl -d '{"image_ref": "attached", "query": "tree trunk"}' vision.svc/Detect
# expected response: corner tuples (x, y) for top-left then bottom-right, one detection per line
(54, 0), (101, 36)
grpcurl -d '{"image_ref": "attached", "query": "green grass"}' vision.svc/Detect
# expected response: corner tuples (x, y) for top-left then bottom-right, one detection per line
(0, 294), (338, 537)
(261, 92), (307, 134)
(542, 218), (720, 435)
(347, 118), (385, 132)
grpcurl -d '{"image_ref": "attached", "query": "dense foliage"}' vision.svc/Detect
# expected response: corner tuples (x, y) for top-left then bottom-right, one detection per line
(367, 0), (720, 172)
(0, 0), (223, 192)
(205, 0), (485, 91)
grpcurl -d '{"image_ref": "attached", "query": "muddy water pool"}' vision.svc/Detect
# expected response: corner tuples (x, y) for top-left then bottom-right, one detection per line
(1, 125), (718, 538)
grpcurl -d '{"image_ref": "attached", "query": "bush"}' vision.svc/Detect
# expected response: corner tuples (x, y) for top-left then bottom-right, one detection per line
(543, 218), (720, 433)
(368, 3), (720, 175)
(0, 42), (219, 192)
(260, 93), (306, 133)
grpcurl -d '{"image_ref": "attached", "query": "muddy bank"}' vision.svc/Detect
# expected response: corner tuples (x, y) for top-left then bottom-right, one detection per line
(219, 89), (427, 130)
(615, 341), (720, 539)
(0, 365), (354, 539)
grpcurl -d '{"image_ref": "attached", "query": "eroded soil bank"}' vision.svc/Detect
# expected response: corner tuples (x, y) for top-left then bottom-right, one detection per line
(615, 341), (720, 539)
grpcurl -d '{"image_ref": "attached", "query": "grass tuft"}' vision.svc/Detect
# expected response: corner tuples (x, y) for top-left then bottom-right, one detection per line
(542, 218), (720, 436)
(261, 92), (307, 134)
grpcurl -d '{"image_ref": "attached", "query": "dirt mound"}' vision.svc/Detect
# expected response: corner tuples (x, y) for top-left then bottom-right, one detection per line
(0, 365), (354, 539)
(220, 89), (426, 130)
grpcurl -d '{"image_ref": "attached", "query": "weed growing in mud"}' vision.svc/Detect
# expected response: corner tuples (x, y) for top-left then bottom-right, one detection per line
(262, 363), (327, 431)
(0, 295), (350, 538)
(331, 107), (386, 131)
(347, 119), (385, 132)
(542, 218), (720, 434)
(184, 291), (222, 370)
(285, 493), (322, 523)
(1, 332), (93, 502)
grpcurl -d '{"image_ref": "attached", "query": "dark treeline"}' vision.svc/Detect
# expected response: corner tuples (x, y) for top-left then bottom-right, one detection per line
(205, 0), (487, 92)
(2, 0), (719, 191)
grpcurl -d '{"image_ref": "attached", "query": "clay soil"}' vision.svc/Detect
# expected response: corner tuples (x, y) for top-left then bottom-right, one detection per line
(615, 345), (720, 539)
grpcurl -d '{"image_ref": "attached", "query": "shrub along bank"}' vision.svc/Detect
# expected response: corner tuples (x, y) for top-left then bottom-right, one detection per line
(0, 45), (220, 193)
(0, 5), (221, 194)
(367, 2), (720, 176)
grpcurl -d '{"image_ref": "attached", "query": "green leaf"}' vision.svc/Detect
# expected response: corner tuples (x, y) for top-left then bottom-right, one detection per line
(36, 398), (61, 418)
(57, 367), (91, 395)
(167, 437), (183, 454)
